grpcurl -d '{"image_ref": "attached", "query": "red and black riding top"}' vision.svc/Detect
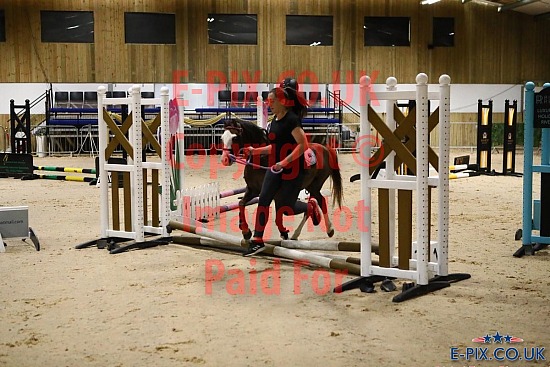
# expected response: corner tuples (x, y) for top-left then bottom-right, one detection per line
(267, 110), (305, 173)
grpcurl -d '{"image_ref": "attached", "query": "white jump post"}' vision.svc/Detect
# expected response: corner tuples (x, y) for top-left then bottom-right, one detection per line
(77, 85), (182, 253)
(174, 90), (186, 214)
(337, 73), (469, 302)
(257, 94), (267, 129)
(104, 85), (170, 239)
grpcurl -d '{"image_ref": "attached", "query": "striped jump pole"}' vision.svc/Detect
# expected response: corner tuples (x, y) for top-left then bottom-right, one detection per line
(33, 166), (96, 174)
(168, 219), (362, 276)
(172, 234), (248, 253)
(26, 165), (98, 185)
(219, 187), (246, 198)
(449, 171), (480, 179)
(308, 251), (363, 265)
(305, 252), (380, 267)
(264, 238), (379, 254)
(30, 174), (95, 183)
(449, 164), (478, 172)
(219, 197), (259, 214)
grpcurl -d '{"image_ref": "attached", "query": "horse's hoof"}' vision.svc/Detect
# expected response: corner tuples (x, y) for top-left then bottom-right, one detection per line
(280, 231), (289, 240)
(243, 230), (252, 240)
(327, 229), (335, 238)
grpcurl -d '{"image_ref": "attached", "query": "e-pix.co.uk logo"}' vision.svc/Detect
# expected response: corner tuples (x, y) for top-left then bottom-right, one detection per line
(446, 332), (545, 363)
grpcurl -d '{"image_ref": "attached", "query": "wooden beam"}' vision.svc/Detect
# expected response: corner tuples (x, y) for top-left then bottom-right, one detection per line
(498, 0), (540, 12)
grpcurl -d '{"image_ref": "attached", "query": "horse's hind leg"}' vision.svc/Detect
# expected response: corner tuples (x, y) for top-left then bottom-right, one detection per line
(309, 190), (335, 238)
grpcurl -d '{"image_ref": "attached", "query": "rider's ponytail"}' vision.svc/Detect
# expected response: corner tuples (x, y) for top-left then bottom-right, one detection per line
(277, 78), (308, 121)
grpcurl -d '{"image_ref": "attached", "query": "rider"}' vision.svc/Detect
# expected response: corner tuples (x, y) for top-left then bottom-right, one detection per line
(243, 78), (322, 257)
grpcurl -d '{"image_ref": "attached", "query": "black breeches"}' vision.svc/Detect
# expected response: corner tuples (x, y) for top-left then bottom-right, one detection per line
(254, 169), (307, 238)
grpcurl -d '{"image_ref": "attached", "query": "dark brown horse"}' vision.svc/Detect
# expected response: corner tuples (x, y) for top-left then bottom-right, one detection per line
(220, 119), (343, 240)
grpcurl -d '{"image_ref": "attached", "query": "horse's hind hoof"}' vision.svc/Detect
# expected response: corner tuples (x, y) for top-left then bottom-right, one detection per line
(242, 230), (252, 240)
(327, 229), (335, 238)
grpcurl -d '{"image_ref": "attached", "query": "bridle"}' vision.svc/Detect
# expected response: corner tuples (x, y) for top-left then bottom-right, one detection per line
(222, 121), (282, 174)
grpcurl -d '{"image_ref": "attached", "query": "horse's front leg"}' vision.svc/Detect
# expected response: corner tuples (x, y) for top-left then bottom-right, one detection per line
(238, 190), (257, 240)
(290, 215), (307, 240)
(274, 200), (290, 240)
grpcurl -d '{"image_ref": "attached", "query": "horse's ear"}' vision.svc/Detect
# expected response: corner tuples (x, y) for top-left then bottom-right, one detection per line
(232, 119), (242, 130)
(225, 119), (242, 135)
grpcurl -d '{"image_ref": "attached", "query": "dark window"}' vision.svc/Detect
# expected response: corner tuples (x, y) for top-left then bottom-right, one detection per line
(364, 16), (410, 47)
(433, 17), (454, 47)
(41, 11), (94, 43)
(286, 15), (333, 46)
(207, 14), (257, 45)
(125, 12), (176, 44)
(0, 10), (5, 42)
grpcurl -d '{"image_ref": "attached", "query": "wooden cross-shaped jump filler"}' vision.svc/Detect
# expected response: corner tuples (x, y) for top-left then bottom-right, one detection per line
(336, 74), (470, 302)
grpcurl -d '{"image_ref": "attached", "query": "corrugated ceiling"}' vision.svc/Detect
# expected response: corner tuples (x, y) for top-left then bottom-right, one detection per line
(465, 0), (550, 18)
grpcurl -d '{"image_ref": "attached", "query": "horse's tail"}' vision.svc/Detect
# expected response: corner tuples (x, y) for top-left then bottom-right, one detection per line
(327, 147), (343, 208)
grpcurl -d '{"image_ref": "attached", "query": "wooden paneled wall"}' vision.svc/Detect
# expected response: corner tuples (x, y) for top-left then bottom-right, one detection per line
(0, 0), (549, 84)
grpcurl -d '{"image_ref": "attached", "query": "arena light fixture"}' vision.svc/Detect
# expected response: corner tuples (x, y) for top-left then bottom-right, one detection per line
(421, 0), (441, 4)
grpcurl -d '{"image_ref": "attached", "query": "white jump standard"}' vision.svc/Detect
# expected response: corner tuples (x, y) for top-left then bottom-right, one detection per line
(335, 74), (470, 302)
(76, 85), (183, 253)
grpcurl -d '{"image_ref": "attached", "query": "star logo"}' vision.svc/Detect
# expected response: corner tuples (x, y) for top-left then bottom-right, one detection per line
(472, 333), (524, 344)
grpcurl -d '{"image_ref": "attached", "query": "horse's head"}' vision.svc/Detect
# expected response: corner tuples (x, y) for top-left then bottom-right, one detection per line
(220, 119), (242, 166)
(220, 119), (269, 166)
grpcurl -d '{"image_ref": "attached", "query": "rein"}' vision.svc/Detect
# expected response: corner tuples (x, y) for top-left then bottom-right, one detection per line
(223, 149), (283, 174)
(223, 122), (281, 174)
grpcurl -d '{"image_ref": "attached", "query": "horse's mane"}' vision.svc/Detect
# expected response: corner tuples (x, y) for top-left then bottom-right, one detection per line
(238, 119), (269, 146)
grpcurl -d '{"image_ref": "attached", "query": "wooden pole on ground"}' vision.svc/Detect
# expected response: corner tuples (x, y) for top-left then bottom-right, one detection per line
(265, 238), (377, 254)
(168, 220), (363, 276)
(171, 234), (374, 266)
